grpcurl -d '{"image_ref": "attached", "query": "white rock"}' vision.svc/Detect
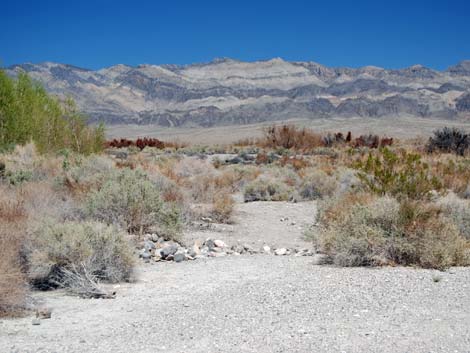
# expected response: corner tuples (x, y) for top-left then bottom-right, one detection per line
(214, 239), (227, 248)
(274, 248), (287, 256)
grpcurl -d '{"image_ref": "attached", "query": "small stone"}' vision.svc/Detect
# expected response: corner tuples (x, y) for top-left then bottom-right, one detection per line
(174, 252), (186, 263)
(191, 242), (201, 256)
(243, 244), (253, 252)
(274, 248), (288, 256)
(161, 243), (178, 258)
(144, 241), (156, 251)
(36, 307), (52, 319)
(232, 244), (245, 254)
(214, 239), (226, 248)
(32, 318), (41, 326)
(140, 250), (151, 261)
(262, 245), (271, 254)
(149, 233), (160, 242)
(204, 238), (215, 250)
(209, 251), (226, 257)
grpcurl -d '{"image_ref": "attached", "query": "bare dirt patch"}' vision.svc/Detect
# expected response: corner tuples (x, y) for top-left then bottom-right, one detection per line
(183, 200), (316, 251)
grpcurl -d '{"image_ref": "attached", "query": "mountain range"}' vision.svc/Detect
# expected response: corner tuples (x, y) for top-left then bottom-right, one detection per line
(7, 58), (470, 127)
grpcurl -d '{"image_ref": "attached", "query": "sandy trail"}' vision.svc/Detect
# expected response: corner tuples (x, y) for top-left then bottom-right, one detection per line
(1, 257), (469, 353)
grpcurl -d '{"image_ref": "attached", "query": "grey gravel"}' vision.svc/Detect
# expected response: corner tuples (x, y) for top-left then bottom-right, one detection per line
(1, 256), (469, 353)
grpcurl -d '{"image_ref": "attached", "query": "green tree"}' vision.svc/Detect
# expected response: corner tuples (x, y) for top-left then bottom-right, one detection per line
(0, 68), (104, 154)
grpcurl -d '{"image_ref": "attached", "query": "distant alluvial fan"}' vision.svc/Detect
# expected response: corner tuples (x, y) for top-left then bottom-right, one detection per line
(6, 58), (470, 127)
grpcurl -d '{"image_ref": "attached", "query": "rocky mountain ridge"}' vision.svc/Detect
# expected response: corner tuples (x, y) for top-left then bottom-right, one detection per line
(7, 58), (470, 127)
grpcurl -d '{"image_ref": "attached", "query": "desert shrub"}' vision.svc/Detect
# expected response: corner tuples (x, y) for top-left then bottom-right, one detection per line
(106, 137), (166, 150)
(354, 147), (441, 199)
(19, 181), (78, 222)
(0, 160), (5, 178)
(63, 154), (114, 194)
(436, 192), (470, 240)
(311, 193), (470, 269)
(0, 189), (28, 316)
(0, 227), (27, 317)
(313, 195), (400, 266)
(353, 134), (380, 148)
(279, 155), (310, 170)
(427, 127), (470, 156)
(150, 172), (184, 204)
(336, 167), (361, 194)
(298, 169), (338, 200)
(4, 169), (33, 185)
(211, 190), (235, 222)
(85, 168), (182, 238)
(463, 185), (470, 199)
(259, 124), (324, 150)
(28, 220), (134, 287)
(244, 176), (294, 202)
(429, 157), (470, 196)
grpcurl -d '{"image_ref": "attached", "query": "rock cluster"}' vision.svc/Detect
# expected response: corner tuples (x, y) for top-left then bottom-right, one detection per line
(138, 235), (314, 263)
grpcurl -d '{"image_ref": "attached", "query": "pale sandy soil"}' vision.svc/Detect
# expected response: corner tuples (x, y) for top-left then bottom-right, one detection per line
(106, 117), (470, 144)
(1, 201), (469, 353)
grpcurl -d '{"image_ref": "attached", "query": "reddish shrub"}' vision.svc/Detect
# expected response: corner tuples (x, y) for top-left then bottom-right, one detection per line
(260, 125), (324, 150)
(106, 137), (166, 150)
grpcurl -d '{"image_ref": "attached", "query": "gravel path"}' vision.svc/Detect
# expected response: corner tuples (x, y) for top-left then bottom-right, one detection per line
(2, 256), (469, 353)
(183, 200), (315, 250)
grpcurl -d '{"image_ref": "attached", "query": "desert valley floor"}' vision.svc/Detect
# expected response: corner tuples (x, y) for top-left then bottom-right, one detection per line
(2, 200), (470, 353)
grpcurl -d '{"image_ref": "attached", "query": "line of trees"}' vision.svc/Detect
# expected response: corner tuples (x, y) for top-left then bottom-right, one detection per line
(0, 69), (104, 154)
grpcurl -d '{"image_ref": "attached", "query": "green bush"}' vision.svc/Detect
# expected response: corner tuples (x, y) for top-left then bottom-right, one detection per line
(354, 148), (441, 199)
(85, 168), (182, 238)
(29, 220), (134, 287)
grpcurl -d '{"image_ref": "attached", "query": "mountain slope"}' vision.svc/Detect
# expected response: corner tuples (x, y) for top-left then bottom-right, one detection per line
(7, 58), (470, 127)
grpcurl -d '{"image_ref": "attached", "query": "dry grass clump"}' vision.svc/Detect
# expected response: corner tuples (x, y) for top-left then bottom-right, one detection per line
(153, 157), (253, 223)
(428, 156), (470, 196)
(85, 168), (182, 239)
(259, 125), (324, 150)
(211, 190), (235, 223)
(244, 175), (295, 202)
(63, 154), (115, 196)
(0, 188), (29, 316)
(28, 220), (135, 288)
(312, 193), (470, 269)
(436, 192), (470, 240)
(298, 169), (338, 200)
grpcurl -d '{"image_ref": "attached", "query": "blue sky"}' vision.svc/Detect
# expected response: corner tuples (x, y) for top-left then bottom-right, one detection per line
(1, 0), (469, 70)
